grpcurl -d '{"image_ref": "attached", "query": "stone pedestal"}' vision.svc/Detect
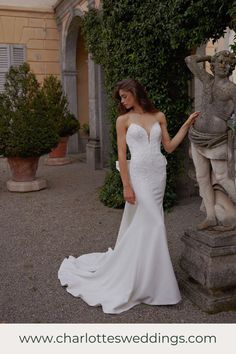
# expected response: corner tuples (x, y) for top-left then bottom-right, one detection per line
(86, 139), (101, 170)
(7, 178), (47, 192)
(180, 228), (236, 313)
(44, 157), (72, 166)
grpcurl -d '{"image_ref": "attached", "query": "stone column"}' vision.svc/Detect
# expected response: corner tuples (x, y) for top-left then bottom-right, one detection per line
(63, 69), (79, 153)
(98, 67), (109, 168)
(87, 54), (101, 169)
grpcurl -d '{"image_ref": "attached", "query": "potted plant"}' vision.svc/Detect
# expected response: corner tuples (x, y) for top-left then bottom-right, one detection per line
(79, 122), (90, 152)
(81, 123), (89, 136)
(0, 63), (59, 192)
(42, 75), (80, 165)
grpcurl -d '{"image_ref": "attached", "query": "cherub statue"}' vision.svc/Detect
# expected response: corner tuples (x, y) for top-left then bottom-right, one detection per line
(185, 50), (236, 230)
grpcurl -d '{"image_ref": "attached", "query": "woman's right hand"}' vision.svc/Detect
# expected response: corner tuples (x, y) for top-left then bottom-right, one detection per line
(183, 111), (200, 128)
(123, 185), (136, 204)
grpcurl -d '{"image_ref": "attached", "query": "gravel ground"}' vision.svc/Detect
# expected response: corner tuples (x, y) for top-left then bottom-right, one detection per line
(0, 156), (235, 323)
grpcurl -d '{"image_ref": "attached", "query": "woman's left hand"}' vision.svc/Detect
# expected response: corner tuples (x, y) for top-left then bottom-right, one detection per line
(184, 111), (200, 128)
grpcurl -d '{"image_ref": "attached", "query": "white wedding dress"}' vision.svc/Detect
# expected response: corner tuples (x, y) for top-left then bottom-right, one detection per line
(58, 121), (181, 314)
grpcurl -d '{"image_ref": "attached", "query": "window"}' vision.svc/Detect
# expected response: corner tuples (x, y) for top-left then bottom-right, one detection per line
(0, 44), (26, 92)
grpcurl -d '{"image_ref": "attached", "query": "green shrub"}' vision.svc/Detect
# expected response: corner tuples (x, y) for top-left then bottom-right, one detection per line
(81, 122), (90, 135)
(82, 0), (235, 209)
(42, 75), (80, 137)
(59, 112), (80, 137)
(0, 63), (59, 157)
(99, 169), (125, 208)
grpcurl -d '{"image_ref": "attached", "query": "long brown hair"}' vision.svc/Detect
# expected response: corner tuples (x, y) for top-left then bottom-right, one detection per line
(113, 78), (158, 114)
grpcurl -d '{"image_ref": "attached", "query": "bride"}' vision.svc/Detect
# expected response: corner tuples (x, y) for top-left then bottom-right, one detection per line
(58, 78), (199, 314)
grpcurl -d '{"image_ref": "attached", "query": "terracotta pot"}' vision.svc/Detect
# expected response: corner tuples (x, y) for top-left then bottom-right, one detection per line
(49, 136), (69, 158)
(7, 156), (40, 182)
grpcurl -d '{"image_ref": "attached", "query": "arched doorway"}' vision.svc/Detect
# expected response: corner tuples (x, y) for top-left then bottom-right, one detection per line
(61, 9), (108, 169)
(76, 29), (89, 152)
(63, 14), (84, 154)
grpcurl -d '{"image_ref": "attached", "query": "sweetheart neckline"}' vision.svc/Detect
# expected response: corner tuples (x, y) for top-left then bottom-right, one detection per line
(127, 121), (160, 143)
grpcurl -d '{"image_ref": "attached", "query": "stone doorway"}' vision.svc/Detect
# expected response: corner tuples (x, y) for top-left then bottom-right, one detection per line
(62, 10), (108, 169)
(76, 29), (89, 153)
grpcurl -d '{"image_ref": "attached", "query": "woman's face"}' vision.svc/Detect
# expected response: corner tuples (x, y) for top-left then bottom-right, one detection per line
(119, 89), (136, 110)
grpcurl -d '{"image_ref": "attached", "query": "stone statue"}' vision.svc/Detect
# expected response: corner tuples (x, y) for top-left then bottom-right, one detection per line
(185, 50), (236, 230)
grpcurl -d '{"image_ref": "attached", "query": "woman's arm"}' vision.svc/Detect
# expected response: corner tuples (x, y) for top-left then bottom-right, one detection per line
(116, 116), (136, 204)
(159, 111), (200, 153)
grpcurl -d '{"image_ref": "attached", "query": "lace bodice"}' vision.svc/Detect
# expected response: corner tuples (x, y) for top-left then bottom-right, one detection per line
(126, 121), (166, 166)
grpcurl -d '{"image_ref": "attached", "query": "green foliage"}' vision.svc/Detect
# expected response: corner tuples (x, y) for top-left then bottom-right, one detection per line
(228, 1), (236, 30)
(81, 122), (90, 135)
(0, 63), (59, 157)
(230, 38), (236, 53)
(42, 75), (80, 137)
(61, 112), (80, 137)
(99, 169), (125, 208)
(82, 0), (235, 209)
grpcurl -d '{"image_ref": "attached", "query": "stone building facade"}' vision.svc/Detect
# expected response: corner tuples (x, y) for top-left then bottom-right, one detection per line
(0, 0), (109, 169)
(54, 0), (109, 169)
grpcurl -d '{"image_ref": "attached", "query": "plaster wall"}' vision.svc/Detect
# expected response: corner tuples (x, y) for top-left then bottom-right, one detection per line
(0, 1), (57, 10)
(0, 6), (60, 82)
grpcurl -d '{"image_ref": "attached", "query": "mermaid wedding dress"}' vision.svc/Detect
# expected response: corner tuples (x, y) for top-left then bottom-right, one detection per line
(58, 121), (181, 314)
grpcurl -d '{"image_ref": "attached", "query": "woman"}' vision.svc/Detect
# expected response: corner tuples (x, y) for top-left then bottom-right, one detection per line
(58, 78), (199, 314)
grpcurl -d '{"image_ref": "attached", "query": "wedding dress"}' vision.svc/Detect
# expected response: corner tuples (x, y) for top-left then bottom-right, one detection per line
(58, 121), (181, 314)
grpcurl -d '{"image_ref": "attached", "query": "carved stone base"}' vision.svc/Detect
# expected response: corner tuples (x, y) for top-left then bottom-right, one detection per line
(180, 228), (236, 313)
(86, 139), (101, 170)
(7, 178), (47, 192)
(180, 277), (236, 313)
(44, 157), (72, 166)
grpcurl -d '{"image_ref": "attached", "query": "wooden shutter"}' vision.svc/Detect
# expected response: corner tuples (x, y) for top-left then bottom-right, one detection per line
(0, 44), (10, 92)
(10, 44), (26, 67)
(0, 44), (25, 92)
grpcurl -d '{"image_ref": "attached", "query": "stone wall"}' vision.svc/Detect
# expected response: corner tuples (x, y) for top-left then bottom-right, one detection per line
(0, 6), (60, 82)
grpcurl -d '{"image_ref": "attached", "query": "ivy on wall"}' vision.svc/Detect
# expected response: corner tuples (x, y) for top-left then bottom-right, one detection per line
(81, 0), (235, 209)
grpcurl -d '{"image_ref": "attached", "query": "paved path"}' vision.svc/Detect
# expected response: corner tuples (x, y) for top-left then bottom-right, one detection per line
(0, 156), (235, 323)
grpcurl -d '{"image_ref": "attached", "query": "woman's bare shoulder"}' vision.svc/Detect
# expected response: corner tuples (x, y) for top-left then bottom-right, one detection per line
(155, 111), (167, 124)
(116, 113), (129, 127)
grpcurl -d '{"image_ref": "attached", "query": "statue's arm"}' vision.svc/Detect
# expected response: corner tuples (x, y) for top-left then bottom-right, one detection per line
(185, 54), (212, 82)
(227, 84), (236, 116)
(232, 88), (236, 120)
